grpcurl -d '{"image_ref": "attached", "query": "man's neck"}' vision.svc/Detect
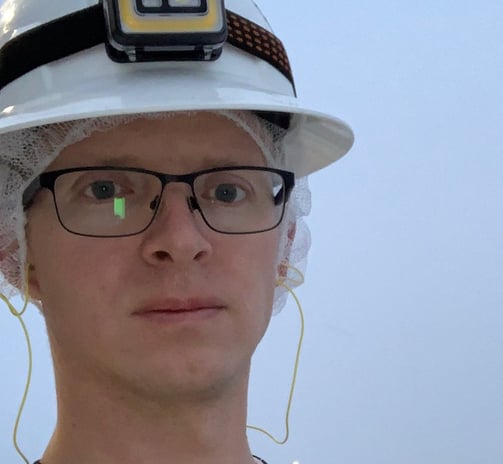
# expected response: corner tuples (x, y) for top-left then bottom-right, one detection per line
(41, 366), (256, 464)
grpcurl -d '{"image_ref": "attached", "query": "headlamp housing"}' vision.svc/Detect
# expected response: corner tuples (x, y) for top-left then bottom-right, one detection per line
(103, 0), (228, 62)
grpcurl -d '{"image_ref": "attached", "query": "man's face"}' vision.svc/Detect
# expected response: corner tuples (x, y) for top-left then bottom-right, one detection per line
(26, 112), (281, 400)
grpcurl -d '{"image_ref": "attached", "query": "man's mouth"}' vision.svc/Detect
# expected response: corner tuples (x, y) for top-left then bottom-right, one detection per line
(133, 297), (226, 321)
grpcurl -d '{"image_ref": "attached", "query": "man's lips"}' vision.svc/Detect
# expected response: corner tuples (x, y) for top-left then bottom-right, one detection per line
(133, 297), (226, 316)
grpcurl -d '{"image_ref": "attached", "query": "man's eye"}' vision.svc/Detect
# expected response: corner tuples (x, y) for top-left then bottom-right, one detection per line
(211, 183), (246, 203)
(85, 180), (120, 200)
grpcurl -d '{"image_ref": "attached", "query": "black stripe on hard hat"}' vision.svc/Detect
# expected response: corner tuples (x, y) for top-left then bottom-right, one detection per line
(0, 5), (296, 97)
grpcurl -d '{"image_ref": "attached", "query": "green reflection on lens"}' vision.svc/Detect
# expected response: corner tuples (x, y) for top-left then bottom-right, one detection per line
(114, 197), (126, 219)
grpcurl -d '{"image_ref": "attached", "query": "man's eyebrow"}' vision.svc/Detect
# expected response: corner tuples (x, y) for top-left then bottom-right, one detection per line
(93, 154), (141, 166)
(198, 159), (246, 169)
(197, 155), (267, 169)
(87, 155), (265, 170)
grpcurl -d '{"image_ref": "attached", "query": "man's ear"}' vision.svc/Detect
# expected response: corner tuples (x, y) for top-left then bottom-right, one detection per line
(277, 221), (296, 281)
(0, 233), (42, 302)
(0, 238), (20, 288)
(25, 247), (42, 301)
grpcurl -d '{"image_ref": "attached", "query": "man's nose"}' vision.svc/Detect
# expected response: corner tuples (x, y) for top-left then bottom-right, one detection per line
(140, 186), (212, 265)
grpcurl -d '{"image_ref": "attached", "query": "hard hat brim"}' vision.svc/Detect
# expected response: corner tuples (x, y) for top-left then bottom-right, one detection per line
(0, 44), (354, 177)
(0, 90), (353, 178)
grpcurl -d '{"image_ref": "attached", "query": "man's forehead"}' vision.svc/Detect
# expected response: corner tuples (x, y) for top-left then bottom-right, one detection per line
(47, 113), (270, 171)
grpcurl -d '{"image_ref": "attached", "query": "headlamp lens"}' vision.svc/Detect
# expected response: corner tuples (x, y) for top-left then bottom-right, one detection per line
(141, 0), (162, 7)
(168, 0), (202, 6)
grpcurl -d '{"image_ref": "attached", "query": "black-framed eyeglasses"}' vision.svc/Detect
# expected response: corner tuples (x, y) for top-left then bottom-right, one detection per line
(23, 166), (295, 236)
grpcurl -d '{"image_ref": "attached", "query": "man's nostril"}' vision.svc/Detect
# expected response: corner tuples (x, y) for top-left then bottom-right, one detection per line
(154, 250), (170, 261)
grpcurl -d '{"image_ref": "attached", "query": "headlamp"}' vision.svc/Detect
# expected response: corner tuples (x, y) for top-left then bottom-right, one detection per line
(103, 0), (228, 62)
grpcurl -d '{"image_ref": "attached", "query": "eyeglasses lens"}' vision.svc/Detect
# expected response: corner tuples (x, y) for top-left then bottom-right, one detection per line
(194, 169), (285, 233)
(52, 168), (286, 236)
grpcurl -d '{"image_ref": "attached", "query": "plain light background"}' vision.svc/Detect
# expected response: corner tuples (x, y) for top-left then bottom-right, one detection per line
(1, 1), (502, 463)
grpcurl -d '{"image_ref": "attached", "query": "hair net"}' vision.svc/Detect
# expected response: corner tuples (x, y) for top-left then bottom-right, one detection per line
(0, 110), (311, 314)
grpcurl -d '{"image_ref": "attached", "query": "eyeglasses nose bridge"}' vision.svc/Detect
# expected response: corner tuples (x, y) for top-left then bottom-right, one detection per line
(149, 180), (194, 214)
(186, 195), (200, 214)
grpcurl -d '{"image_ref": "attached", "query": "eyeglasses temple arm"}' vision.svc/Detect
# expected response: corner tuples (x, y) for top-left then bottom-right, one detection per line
(22, 177), (42, 209)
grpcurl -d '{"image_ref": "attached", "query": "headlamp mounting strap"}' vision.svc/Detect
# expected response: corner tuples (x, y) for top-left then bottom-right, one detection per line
(226, 10), (293, 90)
(0, 6), (106, 93)
(0, 3), (295, 93)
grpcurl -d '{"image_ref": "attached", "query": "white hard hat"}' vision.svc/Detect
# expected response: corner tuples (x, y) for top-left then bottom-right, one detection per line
(0, 0), (353, 177)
